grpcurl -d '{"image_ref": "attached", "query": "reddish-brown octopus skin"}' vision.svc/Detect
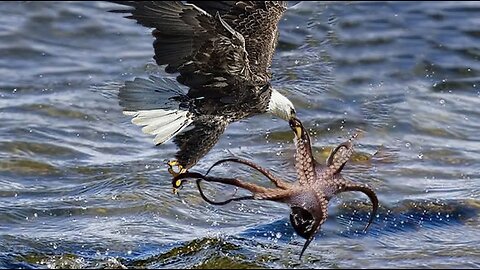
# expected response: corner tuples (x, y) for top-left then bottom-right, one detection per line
(173, 117), (378, 259)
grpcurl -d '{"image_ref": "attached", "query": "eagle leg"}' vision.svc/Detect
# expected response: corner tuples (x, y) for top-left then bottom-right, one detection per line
(168, 160), (188, 194)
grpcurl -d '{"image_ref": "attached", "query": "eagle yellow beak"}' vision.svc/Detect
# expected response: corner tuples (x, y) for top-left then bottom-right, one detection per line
(295, 126), (303, 138)
(289, 116), (303, 138)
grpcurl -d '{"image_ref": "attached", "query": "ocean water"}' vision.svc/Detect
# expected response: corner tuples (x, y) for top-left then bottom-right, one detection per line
(0, 1), (479, 268)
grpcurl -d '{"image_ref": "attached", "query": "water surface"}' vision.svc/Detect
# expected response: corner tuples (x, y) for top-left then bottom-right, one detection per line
(0, 1), (479, 268)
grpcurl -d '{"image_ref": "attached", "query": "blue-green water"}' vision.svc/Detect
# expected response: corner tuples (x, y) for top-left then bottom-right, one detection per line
(1, 1), (479, 268)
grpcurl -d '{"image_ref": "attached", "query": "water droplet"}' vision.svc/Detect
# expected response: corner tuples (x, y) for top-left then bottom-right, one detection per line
(276, 232), (282, 239)
(405, 142), (411, 148)
(417, 153), (423, 159)
(439, 99), (446, 105)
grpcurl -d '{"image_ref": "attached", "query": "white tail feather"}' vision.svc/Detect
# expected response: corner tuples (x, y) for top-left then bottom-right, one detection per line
(124, 109), (193, 145)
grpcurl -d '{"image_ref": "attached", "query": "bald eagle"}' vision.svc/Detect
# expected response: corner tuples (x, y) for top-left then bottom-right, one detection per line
(111, 1), (296, 174)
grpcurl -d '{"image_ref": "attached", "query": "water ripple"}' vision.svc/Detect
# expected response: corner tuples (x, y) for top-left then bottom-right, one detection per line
(1, 1), (480, 268)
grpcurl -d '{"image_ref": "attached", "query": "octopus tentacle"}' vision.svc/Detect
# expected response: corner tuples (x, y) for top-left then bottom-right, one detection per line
(289, 118), (316, 186)
(336, 181), (378, 232)
(174, 172), (271, 193)
(195, 179), (254, 205)
(253, 188), (295, 201)
(174, 172), (293, 205)
(204, 157), (291, 189)
(326, 132), (358, 173)
(299, 236), (314, 260)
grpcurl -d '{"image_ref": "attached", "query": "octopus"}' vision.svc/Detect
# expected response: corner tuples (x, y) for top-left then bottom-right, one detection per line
(172, 117), (379, 258)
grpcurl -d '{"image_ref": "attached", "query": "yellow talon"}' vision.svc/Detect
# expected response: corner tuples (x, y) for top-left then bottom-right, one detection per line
(175, 179), (183, 187)
(168, 167), (187, 177)
(168, 160), (179, 167)
(172, 179), (184, 195)
(172, 176), (187, 194)
(168, 160), (188, 194)
(167, 160), (187, 177)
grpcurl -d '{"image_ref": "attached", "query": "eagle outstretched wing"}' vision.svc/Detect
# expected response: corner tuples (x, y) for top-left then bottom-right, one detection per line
(110, 1), (266, 98)
(187, 1), (288, 80)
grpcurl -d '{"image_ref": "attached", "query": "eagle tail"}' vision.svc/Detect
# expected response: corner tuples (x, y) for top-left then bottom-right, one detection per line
(119, 75), (194, 145)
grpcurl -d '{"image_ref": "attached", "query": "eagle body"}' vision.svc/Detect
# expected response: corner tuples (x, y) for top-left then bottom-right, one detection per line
(112, 1), (296, 170)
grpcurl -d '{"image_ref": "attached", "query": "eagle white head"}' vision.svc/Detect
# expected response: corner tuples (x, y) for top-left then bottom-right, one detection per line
(268, 88), (296, 121)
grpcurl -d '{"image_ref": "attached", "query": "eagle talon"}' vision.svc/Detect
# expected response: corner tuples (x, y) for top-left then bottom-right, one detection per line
(168, 160), (179, 167)
(168, 160), (188, 194)
(167, 160), (187, 177)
